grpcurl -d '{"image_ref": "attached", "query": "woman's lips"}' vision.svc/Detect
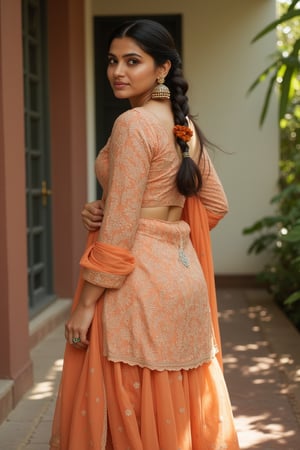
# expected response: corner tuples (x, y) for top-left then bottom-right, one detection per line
(113, 82), (128, 89)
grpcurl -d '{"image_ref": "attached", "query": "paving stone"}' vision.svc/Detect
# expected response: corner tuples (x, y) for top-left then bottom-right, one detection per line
(218, 289), (300, 449)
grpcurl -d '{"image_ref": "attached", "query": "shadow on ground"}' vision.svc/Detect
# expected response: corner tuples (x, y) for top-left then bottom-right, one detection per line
(218, 289), (300, 450)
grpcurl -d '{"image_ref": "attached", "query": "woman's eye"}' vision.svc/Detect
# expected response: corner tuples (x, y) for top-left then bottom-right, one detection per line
(128, 59), (139, 65)
(108, 58), (117, 65)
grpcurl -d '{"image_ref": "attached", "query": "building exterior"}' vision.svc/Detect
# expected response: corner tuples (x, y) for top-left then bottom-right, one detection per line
(0, 0), (277, 421)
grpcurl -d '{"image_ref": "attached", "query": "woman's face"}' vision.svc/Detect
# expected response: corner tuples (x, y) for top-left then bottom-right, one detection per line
(107, 37), (165, 107)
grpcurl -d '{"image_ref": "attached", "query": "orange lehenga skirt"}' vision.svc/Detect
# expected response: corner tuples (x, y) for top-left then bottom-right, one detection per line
(49, 198), (240, 450)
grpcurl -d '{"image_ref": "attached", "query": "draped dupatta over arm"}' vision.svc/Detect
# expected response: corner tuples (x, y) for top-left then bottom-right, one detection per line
(182, 196), (224, 370)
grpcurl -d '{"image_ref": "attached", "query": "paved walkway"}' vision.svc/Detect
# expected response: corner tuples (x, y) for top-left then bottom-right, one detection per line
(0, 289), (299, 449)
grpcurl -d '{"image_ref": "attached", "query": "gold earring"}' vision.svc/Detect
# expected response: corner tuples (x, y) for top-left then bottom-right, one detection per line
(151, 76), (170, 100)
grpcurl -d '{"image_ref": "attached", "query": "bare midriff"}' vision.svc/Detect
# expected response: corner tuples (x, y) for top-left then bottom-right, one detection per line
(140, 205), (183, 222)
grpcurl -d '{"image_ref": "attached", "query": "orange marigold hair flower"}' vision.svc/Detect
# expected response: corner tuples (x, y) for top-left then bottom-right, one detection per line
(173, 125), (193, 142)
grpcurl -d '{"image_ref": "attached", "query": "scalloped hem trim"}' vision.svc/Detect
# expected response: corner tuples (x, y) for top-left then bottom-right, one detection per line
(105, 346), (219, 371)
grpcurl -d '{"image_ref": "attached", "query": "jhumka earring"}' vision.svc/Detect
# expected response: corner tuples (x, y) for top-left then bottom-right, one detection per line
(151, 76), (171, 100)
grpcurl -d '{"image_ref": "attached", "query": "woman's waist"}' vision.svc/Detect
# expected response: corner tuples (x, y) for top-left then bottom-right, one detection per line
(140, 205), (183, 222)
(136, 217), (190, 245)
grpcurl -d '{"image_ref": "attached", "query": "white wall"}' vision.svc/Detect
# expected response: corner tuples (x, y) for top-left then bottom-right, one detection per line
(87, 0), (279, 275)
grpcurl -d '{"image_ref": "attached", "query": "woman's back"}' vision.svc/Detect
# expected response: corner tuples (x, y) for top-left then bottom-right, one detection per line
(96, 107), (186, 226)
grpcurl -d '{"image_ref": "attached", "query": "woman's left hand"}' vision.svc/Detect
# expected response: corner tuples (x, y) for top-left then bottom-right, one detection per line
(65, 302), (96, 349)
(81, 199), (104, 231)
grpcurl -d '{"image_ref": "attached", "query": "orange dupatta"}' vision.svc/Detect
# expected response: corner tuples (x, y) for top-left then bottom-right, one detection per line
(182, 196), (223, 370)
(50, 232), (134, 449)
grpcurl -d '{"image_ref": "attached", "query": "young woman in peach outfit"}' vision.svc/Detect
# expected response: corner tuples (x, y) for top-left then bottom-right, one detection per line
(50, 19), (240, 450)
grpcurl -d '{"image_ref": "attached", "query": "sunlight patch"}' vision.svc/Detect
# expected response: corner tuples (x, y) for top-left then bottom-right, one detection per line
(28, 381), (54, 400)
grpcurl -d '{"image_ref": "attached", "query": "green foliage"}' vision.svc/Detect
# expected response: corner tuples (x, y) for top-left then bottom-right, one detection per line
(243, 185), (300, 328)
(245, 1), (300, 329)
(247, 0), (300, 127)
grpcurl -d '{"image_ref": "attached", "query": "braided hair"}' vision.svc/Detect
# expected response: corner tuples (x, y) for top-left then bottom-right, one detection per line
(108, 19), (207, 196)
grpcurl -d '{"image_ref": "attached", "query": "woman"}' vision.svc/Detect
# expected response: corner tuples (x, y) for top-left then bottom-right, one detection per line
(50, 19), (240, 450)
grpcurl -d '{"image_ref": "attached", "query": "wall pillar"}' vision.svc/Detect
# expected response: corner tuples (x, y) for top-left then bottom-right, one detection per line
(48, 0), (87, 298)
(0, 0), (33, 422)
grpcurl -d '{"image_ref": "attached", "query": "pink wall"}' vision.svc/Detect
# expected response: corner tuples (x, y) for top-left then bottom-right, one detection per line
(48, 0), (88, 297)
(0, 0), (88, 421)
(0, 0), (33, 396)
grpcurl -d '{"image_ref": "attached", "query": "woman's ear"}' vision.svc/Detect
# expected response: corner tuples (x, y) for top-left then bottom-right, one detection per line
(159, 60), (172, 79)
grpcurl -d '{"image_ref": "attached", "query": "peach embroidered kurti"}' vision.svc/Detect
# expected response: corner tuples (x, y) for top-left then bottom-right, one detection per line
(49, 108), (240, 449)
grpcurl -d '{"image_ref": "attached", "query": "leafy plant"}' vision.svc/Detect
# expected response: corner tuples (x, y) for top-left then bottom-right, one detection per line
(243, 179), (300, 328)
(244, 0), (300, 329)
(247, 0), (300, 126)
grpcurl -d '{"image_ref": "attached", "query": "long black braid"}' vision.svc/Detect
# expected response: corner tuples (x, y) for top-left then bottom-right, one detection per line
(166, 64), (203, 196)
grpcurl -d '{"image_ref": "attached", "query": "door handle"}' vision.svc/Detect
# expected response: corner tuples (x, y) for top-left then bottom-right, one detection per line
(41, 180), (52, 206)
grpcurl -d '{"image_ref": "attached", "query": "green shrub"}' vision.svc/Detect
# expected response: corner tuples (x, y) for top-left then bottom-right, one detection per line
(243, 122), (300, 329)
(244, 0), (300, 330)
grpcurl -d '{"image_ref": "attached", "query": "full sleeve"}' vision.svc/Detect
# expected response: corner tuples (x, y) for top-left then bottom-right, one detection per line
(81, 111), (154, 288)
(197, 148), (229, 229)
(99, 111), (153, 248)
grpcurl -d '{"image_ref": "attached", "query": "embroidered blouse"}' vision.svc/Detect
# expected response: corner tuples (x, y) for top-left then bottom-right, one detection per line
(81, 108), (228, 289)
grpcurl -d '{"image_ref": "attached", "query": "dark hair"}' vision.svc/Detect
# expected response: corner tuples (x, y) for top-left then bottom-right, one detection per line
(108, 19), (207, 196)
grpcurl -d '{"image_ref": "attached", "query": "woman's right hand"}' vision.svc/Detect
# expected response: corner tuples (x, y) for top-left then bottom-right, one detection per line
(81, 199), (104, 231)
